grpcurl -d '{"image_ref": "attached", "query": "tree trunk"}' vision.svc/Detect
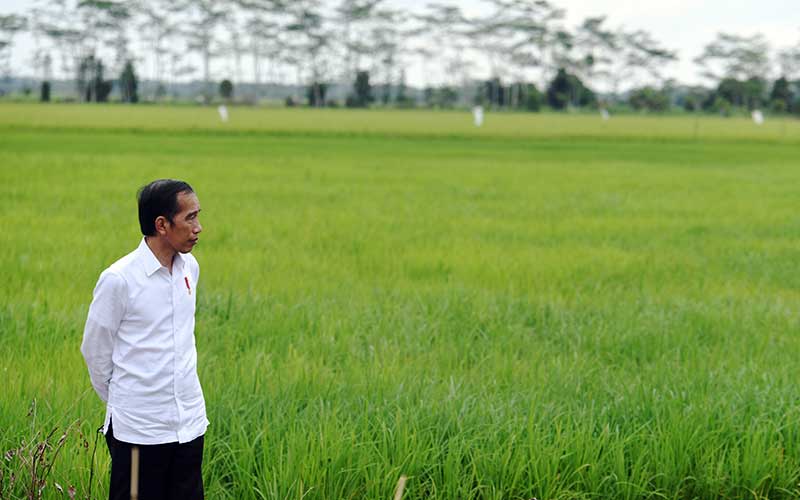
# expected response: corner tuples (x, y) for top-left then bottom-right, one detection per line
(203, 44), (210, 102)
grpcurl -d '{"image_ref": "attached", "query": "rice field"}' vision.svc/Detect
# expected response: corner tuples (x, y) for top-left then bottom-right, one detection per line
(1, 103), (800, 499)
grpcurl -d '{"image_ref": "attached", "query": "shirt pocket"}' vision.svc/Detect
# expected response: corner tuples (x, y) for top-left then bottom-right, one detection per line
(180, 274), (197, 313)
(181, 272), (197, 304)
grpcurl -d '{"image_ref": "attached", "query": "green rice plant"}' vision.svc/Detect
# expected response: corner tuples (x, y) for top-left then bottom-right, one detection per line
(1, 103), (799, 498)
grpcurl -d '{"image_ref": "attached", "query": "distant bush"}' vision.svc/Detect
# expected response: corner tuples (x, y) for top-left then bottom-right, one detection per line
(120, 61), (138, 103)
(770, 77), (793, 113)
(307, 82), (327, 107)
(76, 55), (112, 103)
(546, 68), (595, 110)
(705, 77), (766, 111)
(40, 81), (50, 102)
(347, 71), (373, 108)
(219, 79), (233, 100)
(709, 96), (732, 116)
(478, 81), (542, 111)
(629, 87), (670, 112)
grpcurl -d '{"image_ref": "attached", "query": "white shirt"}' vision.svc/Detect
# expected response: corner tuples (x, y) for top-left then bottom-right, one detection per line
(81, 238), (208, 445)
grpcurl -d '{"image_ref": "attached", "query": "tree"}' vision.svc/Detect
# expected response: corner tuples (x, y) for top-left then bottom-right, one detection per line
(713, 78), (744, 107)
(680, 86), (708, 112)
(521, 82), (542, 111)
(183, 0), (228, 102)
(137, 0), (183, 99)
(770, 77), (793, 112)
(436, 86), (458, 108)
(26, 0), (80, 83)
(40, 80), (50, 102)
(499, 81), (543, 111)
(546, 67), (594, 110)
(0, 14), (27, 78)
(347, 69), (372, 107)
(239, 0), (284, 90)
(612, 29), (676, 93)
(416, 3), (471, 90)
(480, 77), (506, 108)
(463, 4), (512, 102)
(306, 81), (326, 106)
(285, 0), (331, 107)
(77, 54), (112, 102)
(369, 8), (406, 106)
(223, 10), (245, 84)
(777, 44), (800, 81)
(742, 77), (767, 109)
(395, 69), (414, 107)
(628, 86), (670, 112)
(75, 0), (132, 75)
(219, 78), (233, 99)
(498, 0), (569, 89)
(245, 15), (279, 85)
(712, 76), (767, 110)
(574, 16), (617, 90)
(335, 0), (385, 91)
(120, 60), (138, 103)
(694, 33), (770, 83)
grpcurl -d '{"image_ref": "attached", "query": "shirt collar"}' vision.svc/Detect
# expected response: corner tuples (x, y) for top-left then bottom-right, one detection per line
(137, 237), (185, 276)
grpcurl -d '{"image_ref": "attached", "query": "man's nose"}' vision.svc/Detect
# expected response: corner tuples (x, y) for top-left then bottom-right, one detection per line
(195, 222), (202, 234)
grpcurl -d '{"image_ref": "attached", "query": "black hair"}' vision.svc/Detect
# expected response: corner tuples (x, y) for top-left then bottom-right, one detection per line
(137, 179), (194, 236)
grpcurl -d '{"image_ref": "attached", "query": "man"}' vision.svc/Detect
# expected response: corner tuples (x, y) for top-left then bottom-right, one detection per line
(81, 179), (207, 500)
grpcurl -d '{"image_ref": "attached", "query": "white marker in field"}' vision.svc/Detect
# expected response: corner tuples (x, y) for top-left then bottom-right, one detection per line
(600, 109), (610, 121)
(218, 104), (229, 123)
(472, 105), (484, 127)
(751, 109), (764, 125)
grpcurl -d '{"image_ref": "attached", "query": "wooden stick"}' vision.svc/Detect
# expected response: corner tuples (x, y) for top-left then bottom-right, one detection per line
(130, 445), (140, 500)
(393, 475), (407, 500)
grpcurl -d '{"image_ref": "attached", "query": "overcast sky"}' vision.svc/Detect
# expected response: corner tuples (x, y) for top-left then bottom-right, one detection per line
(1, 0), (798, 87)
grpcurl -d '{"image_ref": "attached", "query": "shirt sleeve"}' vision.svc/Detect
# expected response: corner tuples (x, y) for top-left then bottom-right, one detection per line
(81, 270), (127, 403)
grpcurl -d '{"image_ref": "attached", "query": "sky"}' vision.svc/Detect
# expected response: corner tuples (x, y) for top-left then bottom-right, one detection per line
(1, 0), (798, 88)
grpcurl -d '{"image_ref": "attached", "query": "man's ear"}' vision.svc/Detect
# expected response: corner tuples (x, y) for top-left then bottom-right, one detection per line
(155, 216), (169, 235)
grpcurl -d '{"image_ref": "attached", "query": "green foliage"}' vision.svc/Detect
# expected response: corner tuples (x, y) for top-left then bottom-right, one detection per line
(119, 60), (138, 103)
(708, 95), (733, 116)
(347, 70), (372, 108)
(421, 86), (459, 109)
(681, 87), (709, 112)
(437, 86), (458, 108)
(711, 77), (767, 110)
(480, 78), (505, 108)
(39, 81), (50, 102)
(770, 77), (793, 113)
(629, 86), (670, 112)
(521, 83), (542, 111)
(479, 80), (541, 112)
(395, 72), (414, 108)
(695, 33), (771, 82)
(546, 68), (595, 110)
(219, 79), (233, 100)
(76, 55), (112, 103)
(1, 105), (800, 498)
(306, 81), (327, 107)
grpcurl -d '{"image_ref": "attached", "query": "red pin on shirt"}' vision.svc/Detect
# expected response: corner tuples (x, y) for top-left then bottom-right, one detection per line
(184, 276), (191, 295)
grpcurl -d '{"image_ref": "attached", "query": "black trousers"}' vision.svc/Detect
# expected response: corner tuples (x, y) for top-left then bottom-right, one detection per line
(105, 420), (204, 500)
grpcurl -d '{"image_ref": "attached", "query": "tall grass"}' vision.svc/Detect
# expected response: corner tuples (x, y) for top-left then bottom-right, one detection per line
(1, 104), (799, 498)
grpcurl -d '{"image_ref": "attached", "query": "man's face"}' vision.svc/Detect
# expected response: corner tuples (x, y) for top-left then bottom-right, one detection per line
(164, 191), (202, 253)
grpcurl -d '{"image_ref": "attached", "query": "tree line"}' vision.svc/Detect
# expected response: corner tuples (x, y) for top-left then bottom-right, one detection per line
(0, 0), (798, 114)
